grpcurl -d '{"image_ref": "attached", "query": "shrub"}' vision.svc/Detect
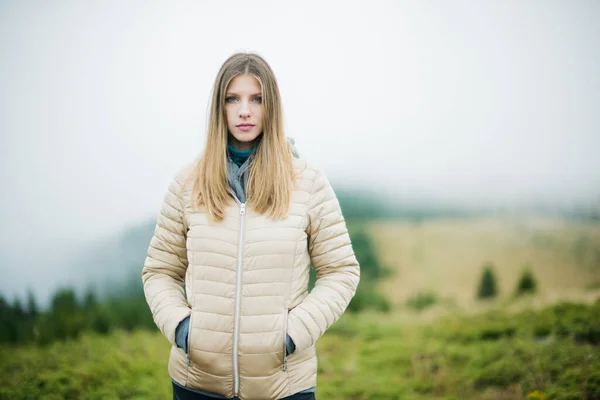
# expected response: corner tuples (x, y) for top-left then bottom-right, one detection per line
(405, 292), (438, 312)
(478, 323), (517, 341)
(515, 266), (537, 296)
(477, 263), (498, 299)
(532, 322), (553, 340)
(552, 301), (600, 345)
(472, 357), (524, 388)
(447, 319), (518, 343)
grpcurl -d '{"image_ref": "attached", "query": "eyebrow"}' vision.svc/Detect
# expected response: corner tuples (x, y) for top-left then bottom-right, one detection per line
(225, 92), (262, 97)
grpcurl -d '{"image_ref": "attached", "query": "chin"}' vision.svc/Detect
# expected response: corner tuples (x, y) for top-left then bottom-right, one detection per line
(232, 131), (261, 143)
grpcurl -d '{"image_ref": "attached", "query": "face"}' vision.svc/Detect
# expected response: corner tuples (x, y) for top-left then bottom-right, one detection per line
(224, 73), (264, 150)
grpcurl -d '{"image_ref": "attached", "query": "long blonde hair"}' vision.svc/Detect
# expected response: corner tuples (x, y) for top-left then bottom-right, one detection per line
(189, 53), (294, 221)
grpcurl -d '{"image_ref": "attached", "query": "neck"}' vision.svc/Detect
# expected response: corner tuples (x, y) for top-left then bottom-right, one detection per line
(229, 135), (257, 151)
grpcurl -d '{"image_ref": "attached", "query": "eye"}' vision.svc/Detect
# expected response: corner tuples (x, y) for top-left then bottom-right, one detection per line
(252, 96), (262, 103)
(225, 96), (238, 103)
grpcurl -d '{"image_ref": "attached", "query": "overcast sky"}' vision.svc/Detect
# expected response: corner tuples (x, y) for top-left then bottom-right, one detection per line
(1, 1), (599, 301)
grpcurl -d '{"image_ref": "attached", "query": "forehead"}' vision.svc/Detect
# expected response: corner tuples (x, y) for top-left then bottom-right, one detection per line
(226, 73), (262, 93)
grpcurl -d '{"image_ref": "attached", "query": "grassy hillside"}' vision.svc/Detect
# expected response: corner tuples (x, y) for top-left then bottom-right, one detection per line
(1, 301), (598, 399)
(366, 216), (600, 311)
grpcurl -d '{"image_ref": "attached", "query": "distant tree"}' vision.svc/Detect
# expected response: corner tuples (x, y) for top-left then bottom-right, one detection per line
(51, 288), (79, 314)
(48, 288), (84, 340)
(0, 295), (15, 343)
(26, 289), (38, 317)
(83, 287), (98, 310)
(12, 297), (25, 319)
(515, 266), (537, 296)
(349, 230), (383, 281)
(477, 263), (498, 299)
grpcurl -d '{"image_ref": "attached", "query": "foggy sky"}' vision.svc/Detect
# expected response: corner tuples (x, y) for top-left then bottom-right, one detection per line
(1, 1), (599, 302)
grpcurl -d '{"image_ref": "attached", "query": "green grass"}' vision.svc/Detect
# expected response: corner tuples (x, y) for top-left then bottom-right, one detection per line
(2, 300), (599, 400)
(0, 330), (171, 400)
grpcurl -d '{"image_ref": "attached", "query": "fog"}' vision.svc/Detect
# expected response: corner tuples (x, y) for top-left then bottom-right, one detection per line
(1, 0), (599, 304)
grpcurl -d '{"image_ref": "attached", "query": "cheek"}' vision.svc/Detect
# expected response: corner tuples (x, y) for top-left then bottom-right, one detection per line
(254, 105), (264, 120)
(225, 107), (235, 123)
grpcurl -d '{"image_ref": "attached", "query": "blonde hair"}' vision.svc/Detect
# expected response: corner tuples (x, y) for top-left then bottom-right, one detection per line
(189, 53), (294, 221)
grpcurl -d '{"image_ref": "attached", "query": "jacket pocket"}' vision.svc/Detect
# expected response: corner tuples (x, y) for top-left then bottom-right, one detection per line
(282, 301), (290, 371)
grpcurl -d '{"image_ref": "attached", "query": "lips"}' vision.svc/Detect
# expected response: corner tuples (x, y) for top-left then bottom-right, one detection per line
(237, 123), (255, 132)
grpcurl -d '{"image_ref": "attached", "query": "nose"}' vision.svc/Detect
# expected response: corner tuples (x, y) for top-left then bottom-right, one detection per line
(238, 101), (251, 118)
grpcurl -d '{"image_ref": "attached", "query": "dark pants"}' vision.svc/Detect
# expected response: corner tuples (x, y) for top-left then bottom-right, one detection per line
(172, 382), (315, 400)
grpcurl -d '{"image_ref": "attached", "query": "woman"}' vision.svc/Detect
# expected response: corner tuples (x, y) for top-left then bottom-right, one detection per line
(142, 53), (360, 400)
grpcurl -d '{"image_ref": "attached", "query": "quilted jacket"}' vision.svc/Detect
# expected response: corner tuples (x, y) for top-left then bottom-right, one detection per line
(141, 155), (360, 400)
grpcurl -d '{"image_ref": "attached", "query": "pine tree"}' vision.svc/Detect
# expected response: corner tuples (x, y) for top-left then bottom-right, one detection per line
(477, 263), (498, 299)
(515, 266), (537, 296)
(12, 297), (25, 319)
(83, 287), (98, 310)
(26, 289), (38, 317)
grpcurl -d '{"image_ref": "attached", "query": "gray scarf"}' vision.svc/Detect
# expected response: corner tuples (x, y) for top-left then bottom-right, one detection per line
(226, 137), (300, 204)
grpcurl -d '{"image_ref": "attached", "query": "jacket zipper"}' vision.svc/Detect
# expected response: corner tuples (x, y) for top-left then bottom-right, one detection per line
(282, 300), (290, 371)
(233, 202), (246, 396)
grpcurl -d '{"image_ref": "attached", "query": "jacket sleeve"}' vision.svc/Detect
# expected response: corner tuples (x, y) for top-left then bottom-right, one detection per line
(286, 167), (360, 352)
(141, 173), (191, 347)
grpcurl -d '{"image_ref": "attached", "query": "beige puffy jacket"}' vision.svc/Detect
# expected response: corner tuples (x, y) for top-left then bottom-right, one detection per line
(141, 156), (360, 400)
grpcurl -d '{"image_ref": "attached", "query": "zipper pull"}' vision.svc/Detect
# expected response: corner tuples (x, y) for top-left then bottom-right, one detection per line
(240, 203), (246, 215)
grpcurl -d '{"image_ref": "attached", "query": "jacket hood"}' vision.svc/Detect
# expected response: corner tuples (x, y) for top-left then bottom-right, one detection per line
(287, 136), (300, 158)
